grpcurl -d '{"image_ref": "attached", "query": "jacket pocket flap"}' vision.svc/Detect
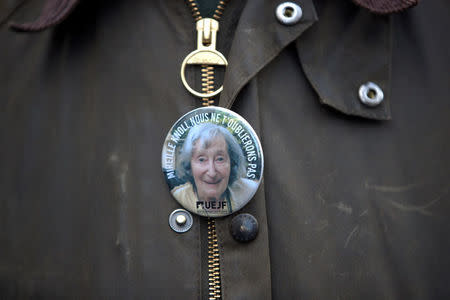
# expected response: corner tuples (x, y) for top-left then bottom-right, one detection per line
(296, 1), (392, 120)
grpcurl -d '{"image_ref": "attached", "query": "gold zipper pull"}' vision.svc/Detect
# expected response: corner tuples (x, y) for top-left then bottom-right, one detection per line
(181, 18), (228, 98)
(198, 18), (216, 50)
(190, 18), (223, 64)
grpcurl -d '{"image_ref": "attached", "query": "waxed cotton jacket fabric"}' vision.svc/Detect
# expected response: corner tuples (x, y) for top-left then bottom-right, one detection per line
(1, 0), (450, 299)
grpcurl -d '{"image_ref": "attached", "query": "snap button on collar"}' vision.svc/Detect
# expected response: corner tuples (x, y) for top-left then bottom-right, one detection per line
(169, 209), (193, 233)
(230, 213), (259, 242)
(276, 2), (303, 25)
(359, 82), (384, 107)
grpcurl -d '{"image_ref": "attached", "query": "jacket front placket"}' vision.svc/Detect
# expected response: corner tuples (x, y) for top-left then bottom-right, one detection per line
(215, 0), (318, 298)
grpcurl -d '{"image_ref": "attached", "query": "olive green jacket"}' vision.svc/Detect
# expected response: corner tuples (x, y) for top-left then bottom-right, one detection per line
(1, 0), (449, 298)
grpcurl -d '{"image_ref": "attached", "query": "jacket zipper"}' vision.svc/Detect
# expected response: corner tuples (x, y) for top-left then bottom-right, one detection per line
(186, 1), (228, 298)
(207, 219), (221, 299)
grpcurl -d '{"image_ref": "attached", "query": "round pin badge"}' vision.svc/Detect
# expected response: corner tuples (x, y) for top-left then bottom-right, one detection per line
(162, 107), (264, 217)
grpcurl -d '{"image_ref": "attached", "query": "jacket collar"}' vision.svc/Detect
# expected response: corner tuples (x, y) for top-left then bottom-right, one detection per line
(6, 0), (396, 120)
(220, 0), (393, 120)
(218, 0), (318, 109)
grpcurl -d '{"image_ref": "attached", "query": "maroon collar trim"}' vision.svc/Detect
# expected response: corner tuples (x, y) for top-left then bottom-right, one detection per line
(9, 0), (79, 32)
(352, 0), (418, 14)
(7, 0), (418, 32)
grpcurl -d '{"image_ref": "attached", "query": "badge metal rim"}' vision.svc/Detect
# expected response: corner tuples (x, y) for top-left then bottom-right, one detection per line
(161, 106), (264, 217)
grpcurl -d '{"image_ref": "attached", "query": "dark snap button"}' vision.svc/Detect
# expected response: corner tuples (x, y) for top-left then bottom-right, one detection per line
(230, 213), (259, 242)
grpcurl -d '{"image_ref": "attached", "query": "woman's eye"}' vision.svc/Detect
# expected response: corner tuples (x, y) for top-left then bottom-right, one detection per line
(198, 157), (206, 162)
(216, 156), (224, 162)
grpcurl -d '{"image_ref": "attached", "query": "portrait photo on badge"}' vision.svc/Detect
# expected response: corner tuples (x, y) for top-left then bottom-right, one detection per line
(162, 107), (263, 217)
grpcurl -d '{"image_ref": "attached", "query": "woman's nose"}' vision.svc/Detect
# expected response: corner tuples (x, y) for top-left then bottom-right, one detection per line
(206, 161), (217, 177)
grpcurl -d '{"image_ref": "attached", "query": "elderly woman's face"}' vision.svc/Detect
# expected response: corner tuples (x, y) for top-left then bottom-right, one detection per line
(191, 135), (231, 201)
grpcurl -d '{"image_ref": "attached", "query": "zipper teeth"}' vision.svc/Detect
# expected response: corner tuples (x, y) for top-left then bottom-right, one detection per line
(186, 0), (202, 21)
(185, 2), (225, 296)
(201, 65), (215, 106)
(208, 219), (221, 299)
(186, 0), (228, 21)
(213, 0), (228, 20)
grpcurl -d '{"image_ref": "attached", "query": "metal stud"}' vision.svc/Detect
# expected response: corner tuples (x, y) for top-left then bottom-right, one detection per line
(276, 2), (303, 25)
(359, 82), (384, 107)
(169, 209), (193, 233)
(176, 214), (187, 226)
